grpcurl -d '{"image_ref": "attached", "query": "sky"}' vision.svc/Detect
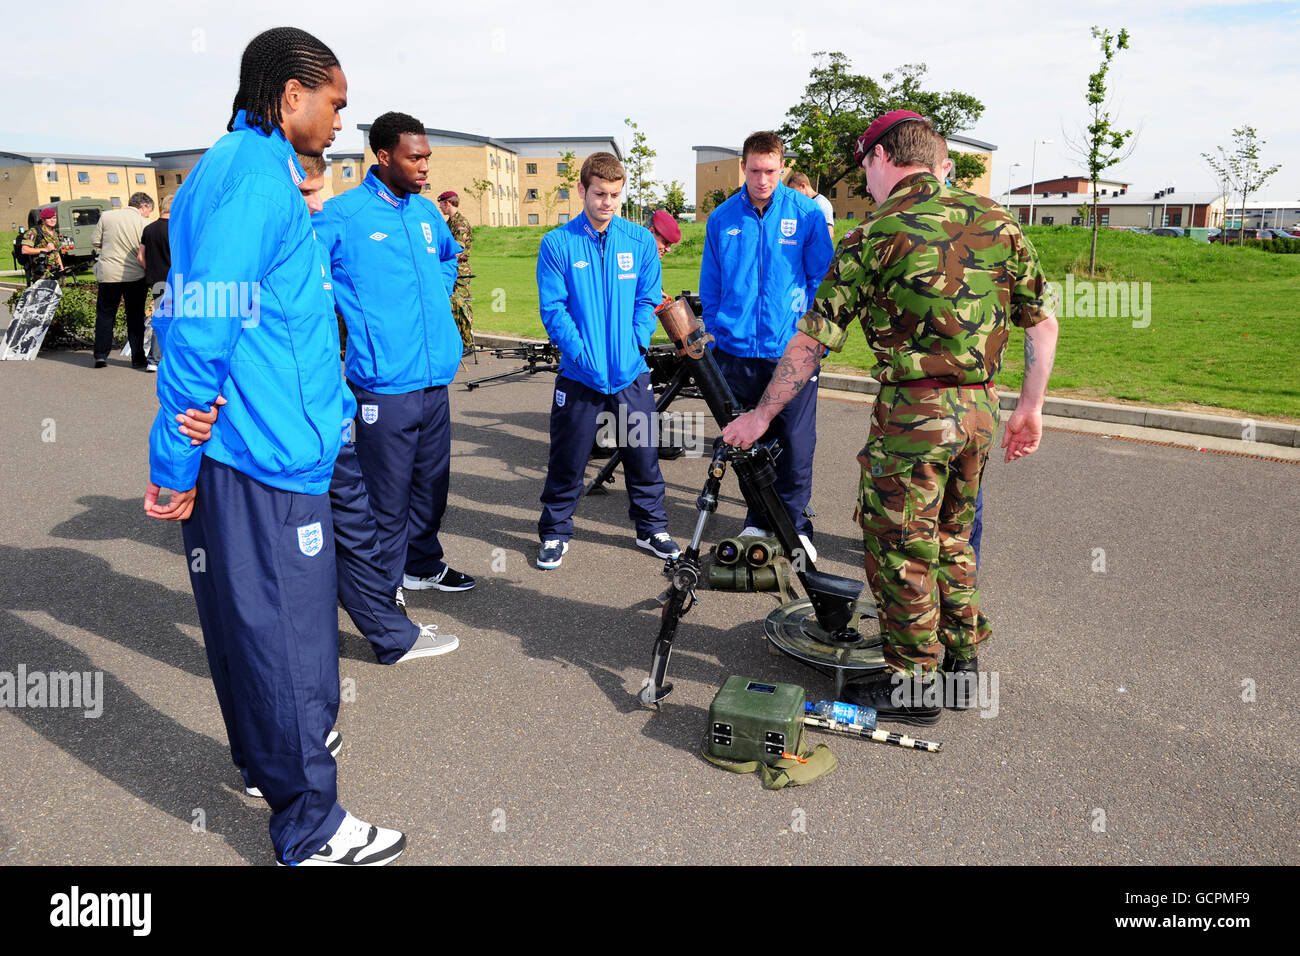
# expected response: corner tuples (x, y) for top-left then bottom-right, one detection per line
(5, 0), (1297, 205)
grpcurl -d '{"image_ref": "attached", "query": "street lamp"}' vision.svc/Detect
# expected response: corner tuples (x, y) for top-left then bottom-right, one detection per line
(1027, 138), (1054, 226)
(1005, 162), (1022, 212)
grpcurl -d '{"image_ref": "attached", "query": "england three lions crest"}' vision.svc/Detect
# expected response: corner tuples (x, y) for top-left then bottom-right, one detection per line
(780, 218), (798, 238)
(360, 404), (379, 425)
(617, 252), (634, 271)
(421, 222), (433, 244)
(298, 522), (324, 557)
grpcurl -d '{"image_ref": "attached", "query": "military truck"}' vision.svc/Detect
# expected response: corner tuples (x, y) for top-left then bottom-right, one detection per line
(19, 199), (110, 274)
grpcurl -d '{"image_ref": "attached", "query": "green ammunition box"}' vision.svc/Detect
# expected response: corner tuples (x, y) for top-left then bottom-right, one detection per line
(707, 676), (806, 765)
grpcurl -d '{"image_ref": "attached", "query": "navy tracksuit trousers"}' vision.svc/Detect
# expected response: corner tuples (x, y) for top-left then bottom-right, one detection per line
(712, 348), (819, 538)
(538, 372), (669, 542)
(182, 457), (346, 865)
(331, 439), (419, 663)
(350, 383), (451, 583)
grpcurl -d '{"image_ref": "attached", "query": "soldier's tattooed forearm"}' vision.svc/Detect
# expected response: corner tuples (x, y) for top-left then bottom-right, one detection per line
(757, 337), (821, 414)
(1024, 332), (1037, 371)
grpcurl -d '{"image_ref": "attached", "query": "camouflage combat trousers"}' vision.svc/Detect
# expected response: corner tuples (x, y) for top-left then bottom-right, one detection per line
(451, 279), (473, 350)
(854, 382), (999, 675)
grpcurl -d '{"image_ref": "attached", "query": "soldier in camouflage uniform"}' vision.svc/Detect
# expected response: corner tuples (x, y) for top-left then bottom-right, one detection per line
(437, 190), (474, 351)
(723, 111), (1059, 724)
(20, 208), (63, 283)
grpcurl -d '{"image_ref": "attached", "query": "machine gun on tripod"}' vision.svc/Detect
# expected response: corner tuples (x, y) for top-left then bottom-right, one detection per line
(463, 342), (561, 391)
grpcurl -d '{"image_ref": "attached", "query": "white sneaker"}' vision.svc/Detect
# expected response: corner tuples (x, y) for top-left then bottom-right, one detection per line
(286, 811), (406, 866)
(394, 623), (459, 662)
(739, 525), (770, 538)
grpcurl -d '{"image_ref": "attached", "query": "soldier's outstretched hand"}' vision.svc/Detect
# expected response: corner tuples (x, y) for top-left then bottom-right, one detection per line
(1001, 407), (1043, 462)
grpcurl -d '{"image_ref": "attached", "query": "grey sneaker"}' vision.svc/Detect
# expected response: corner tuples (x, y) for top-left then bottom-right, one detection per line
(394, 623), (459, 663)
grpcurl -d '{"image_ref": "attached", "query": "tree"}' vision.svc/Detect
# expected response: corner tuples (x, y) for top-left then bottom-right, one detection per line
(1203, 127), (1282, 244)
(540, 149), (579, 226)
(623, 118), (658, 225)
(779, 53), (985, 199)
(465, 177), (493, 225)
(660, 180), (687, 218)
(1064, 26), (1137, 275)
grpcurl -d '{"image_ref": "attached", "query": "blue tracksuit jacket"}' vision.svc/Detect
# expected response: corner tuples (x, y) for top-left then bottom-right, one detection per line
(698, 181), (835, 358)
(148, 110), (351, 495)
(313, 168), (463, 393)
(536, 212), (661, 395)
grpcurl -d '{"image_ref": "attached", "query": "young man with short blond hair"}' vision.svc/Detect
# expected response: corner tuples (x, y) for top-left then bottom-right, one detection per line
(534, 152), (678, 569)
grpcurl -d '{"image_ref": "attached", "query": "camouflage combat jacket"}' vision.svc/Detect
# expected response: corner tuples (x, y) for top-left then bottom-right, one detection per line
(798, 172), (1055, 384)
(21, 225), (61, 279)
(447, 211), (472, 281)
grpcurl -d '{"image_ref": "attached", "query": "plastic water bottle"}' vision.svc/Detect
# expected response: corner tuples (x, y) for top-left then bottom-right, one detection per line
(806, 699), (877, 730)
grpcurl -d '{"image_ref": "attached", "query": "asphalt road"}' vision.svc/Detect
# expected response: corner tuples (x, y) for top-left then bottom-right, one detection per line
(0, 347), (1296, 866)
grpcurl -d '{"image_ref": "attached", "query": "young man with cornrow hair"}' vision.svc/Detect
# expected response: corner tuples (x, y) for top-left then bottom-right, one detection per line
(145, 26), (407, 866)
(534, 152), (678, 569)
(314, 111), (474, 604)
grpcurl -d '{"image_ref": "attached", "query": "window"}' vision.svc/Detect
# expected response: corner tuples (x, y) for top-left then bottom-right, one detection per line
(830, 186), (838, 199)
(175, 174), (183, 184)
(135, 173), (146, 184)
(557, 213), (569, 224)
(343, 165), (355, 180)
(158, 175), (165, 186)
(72, 208), (100, 227)
(845, 211), (853, 220)
(558, 188), (569, 200)
(528, 214), (539, 225)
(49, 195), (60, 202)
(526, 163), (537, 175)
(111, 197), (122, 207)
(526, 188), (539, 200)
(557, 162), (567, 174)
(107, 172), (119, 183)
(1100, 214), (1110, 226)
(46, 169), (58, 182)
(1042, 216), (1054, 226)
(77, 171), (90, 183)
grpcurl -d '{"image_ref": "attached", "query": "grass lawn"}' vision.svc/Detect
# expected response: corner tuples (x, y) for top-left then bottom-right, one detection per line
(470, 222), (1300, 422)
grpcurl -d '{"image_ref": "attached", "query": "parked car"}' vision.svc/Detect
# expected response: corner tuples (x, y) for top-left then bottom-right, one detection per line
(1211, 228), (1268, 243)
(1150, 227), (1186, 237)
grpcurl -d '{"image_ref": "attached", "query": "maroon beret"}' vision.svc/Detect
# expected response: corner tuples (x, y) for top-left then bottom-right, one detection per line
(39, 207), (57, 220)
(437, 190), (458, 202)
(853, 110), (926, 166)
(651, 209), (681, 244)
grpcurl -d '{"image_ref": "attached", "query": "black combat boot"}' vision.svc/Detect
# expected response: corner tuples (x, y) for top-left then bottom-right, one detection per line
(843, 671), (942, 726)
(941, 652), (978, 711)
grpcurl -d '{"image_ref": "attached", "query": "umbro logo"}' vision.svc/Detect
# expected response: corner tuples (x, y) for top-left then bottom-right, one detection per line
(574, 260), (589, 269)
(726, 228), (740, 236)
(369, 232), (387, 241)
